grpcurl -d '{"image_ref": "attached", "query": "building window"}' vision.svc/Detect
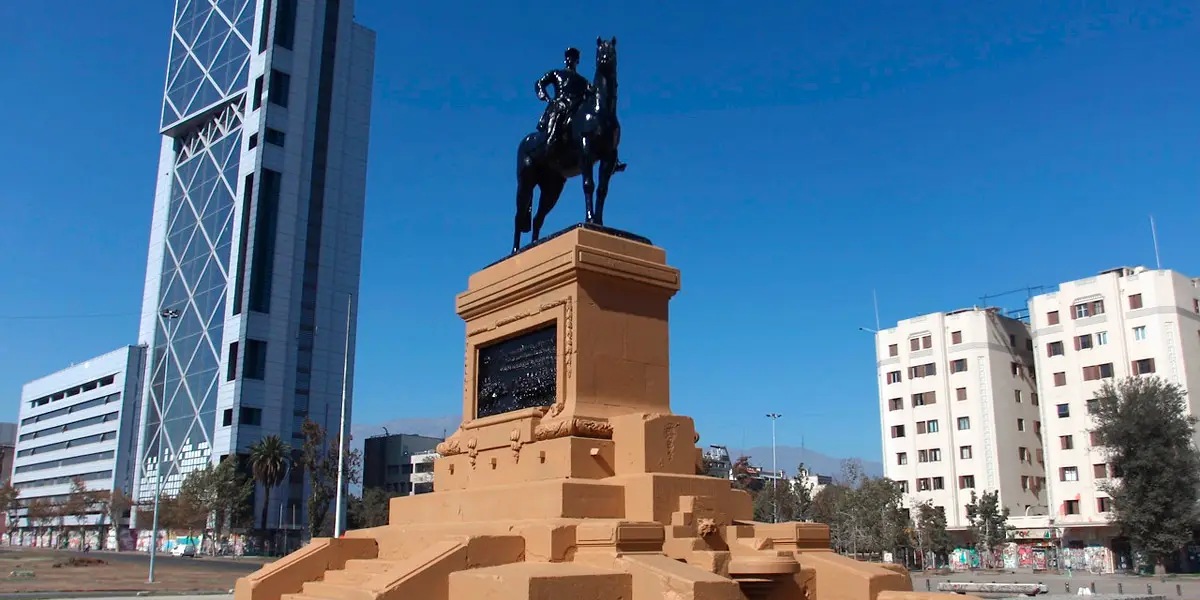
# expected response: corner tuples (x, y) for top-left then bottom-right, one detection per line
(912, 392), (936, 406)
(1017, 418), (1026, 432)
(922, 335), (932, 349)
(1060, 435), (1074, 450)
(1074, 334), (1093, 350)
(1133, 325), (1147, 341)
(265, 127), (286, 146)
(916, 420), (938, 434)
(1054, 372), (1067, 387)
(1061, 466), (1079, 482)
(918, 449), (928, 463)
(886, 371), (902, 384)
(1093, 463), (1108, 479)
(1064, 500), (1080, 515)
(1026, 338), (1034, 351)
(1090, 431), (1101, 446)
(929, 448), (941, 461)
(960, 445), (972, 459)
(931, 477), (945, 490)
(1057, 403), (1070, 418)
(899, 481), (909, 493)
(1034, 421), (1042, 436)
(1195, 298), (1199, 313)
(1047, 341), (1064, 356)
(1097, 497), (1112, 513)
(917, 478), (931, 491)
(248, 132), (259, 149)
(1011, 362), (1023, 377)
(274, 0), (297, 49)
(1086, 398), (1099, 414)
(1096, 331), (1108, 345)
(957, 417), (970, 430)
(1032, 392), (1040, 406)
(910, 338), (920, 352)
(248, 168), (282, 313)
(227, 341), (239, 381)
(222, 409), (233, 427)
(896, 452), (907, 465)
(1036, 448), (1044, 464)
(959, 475), (975, 489)
(1132, 357), (1156, 375)
(240, 407), (263, 426)
(244, 339), (267, 380)
(253, 75), (264, 109)
(888, 397), (903, 411)
(951, 331), (962, 344)
(949, 359), (967, 373)
(1082, 363), (1114, 381)
(1009, 333), (1017, 346)
(269, 69), (291, 107)
(1129, 293), (1143, 309)
(890, 425), (905, 438)
(1073, 299), (1104, 319)
(1021, 475), (1030, 490)
(909, 363), (936, 378)
(888, 344), (898, 357)
(1047, 310), (1060, 325)
(1018, 447), (1029, 462)
(956, 387), (967, 401)
(1014, 390), (1023, 403)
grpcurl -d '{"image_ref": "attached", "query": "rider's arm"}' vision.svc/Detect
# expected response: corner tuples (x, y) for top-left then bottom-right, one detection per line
(535, 71), (556, 101)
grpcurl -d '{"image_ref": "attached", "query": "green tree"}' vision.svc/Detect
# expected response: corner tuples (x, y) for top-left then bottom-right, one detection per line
(966, 490), (1010, 568)
(348, 488), (394, 529)
(730, 456), (762, 492)
(1092, 376), (1200, 573)
(300, 419), (363, 538)
(249, 435), (292, 530)
(752, 463), (817, 523)
(94, 488), (132, 551)
(914, 500), (951, 568)
(809, 460), (906, 559)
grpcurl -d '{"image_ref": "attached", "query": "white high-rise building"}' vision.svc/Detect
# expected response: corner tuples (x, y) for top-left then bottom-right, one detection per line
(133, 0), (376, 531)
(875, 307), (1047, 529)
(1028, 267), (1200, 552)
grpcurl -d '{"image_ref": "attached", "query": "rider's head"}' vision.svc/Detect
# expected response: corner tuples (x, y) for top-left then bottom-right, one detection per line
(564, 47), (581, 70)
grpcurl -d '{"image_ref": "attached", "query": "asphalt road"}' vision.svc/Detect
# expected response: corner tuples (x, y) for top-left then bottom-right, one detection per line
(911, 571), (1199, 598)
(0, 547), (267, 576)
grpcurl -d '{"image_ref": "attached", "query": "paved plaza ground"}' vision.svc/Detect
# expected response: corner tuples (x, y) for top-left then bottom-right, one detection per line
(913, 570), (1200, 598)
(0, 548), (263, 597)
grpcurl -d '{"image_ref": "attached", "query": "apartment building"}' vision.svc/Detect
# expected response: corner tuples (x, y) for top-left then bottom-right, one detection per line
(1029, 267), (1200, 549)
(362, 433), (442, 496)
(876, 307), (1047, 529)
(11, 346), (146, 538)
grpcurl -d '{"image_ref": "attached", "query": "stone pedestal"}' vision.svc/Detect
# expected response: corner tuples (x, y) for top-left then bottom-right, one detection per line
(236, 225), (977, 600)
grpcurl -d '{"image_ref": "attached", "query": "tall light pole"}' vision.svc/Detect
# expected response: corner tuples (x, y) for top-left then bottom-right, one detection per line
(332, 294), (352, 538)
(148, 308), (179, 583)
(766, 413), (782, 523)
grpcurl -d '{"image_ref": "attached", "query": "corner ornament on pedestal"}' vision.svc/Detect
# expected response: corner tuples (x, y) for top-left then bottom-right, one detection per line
(513, 36), (626, 254)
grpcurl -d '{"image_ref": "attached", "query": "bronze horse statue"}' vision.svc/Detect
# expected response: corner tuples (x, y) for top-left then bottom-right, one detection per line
(513, 37), (624, 253)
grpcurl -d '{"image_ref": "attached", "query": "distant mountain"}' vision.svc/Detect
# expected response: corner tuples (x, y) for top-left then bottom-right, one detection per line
(348, 415), (882, 483)
(722, 445), (883, 480)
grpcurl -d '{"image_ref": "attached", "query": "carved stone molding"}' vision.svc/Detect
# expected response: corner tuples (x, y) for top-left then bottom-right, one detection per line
(467, 297), (572, 338)
(436, 436), (463, 456)
(533, 417), (614, 441)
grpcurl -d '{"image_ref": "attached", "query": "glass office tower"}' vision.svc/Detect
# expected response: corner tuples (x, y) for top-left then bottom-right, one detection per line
(133, 0), (375, 531)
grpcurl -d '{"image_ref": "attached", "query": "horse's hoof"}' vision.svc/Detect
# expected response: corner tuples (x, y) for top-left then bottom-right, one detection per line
(615, 162), (627, 173)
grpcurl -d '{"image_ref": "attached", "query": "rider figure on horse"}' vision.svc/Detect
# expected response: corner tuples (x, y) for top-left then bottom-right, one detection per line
(535, 47), (591, 152)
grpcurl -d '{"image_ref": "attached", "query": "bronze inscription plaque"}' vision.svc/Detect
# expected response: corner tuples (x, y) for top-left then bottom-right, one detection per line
(475, 324), (557, 418)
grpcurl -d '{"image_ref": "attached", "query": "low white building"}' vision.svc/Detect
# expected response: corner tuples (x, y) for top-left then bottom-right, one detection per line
(12, 345), (146, 542)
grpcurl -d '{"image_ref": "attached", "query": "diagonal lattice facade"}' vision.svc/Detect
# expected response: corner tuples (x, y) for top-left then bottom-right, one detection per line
(161, 0), (255, 130)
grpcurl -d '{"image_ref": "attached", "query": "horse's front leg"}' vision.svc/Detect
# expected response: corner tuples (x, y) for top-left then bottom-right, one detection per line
(595, 152), (619, 227)
(579, 140), (596, 223)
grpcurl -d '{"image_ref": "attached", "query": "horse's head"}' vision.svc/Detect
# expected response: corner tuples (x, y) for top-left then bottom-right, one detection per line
(595, 36), (617, 74)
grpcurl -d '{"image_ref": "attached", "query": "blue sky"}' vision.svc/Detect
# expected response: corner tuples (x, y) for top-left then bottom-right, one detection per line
(0, 1), (1197, 463)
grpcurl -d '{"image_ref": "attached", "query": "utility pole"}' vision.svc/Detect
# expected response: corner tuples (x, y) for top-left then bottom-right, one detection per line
(148, 308), (179, 583)
(766, 413), (782, 523)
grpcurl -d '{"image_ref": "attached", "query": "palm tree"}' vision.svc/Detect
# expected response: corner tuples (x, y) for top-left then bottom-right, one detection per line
(248, 435), (291, 530)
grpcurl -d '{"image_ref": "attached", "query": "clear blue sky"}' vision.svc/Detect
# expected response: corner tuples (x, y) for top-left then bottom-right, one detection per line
(1, 1), (1197, 463)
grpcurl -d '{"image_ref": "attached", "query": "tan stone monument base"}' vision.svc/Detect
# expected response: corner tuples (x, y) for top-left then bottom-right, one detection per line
(237, 226), (976, 600)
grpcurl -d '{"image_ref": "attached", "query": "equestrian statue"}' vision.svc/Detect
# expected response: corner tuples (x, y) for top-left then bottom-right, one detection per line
(513, 37), (625, 253)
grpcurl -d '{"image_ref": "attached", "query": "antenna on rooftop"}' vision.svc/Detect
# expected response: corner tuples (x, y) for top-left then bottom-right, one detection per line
(1150, 214), (1162, 269)
(872, 289), (881, 331)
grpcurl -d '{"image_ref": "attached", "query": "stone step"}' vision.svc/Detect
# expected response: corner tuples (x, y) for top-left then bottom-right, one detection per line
(301, 579), (368, 600)
(343, 558), (398, 573)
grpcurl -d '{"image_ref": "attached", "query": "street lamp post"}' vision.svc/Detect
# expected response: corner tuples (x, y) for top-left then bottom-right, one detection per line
(766, 413), (782, 523)
(332, 294), (352, 538)
(148, 308), (179, 584)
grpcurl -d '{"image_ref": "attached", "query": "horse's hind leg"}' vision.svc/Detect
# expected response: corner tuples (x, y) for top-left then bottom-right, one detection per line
(531, 176), (566, 242)
(595, 152), (619, 227)
(514, 174), (536, 253)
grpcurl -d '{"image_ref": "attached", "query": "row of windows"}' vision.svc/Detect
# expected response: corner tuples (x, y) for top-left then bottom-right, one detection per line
(21, 393), (120, 426)
(18, 411), (119, 442)
(221, 406), (263, 427)
(1059, 463), (1117, 482)
(258, 0), (298, 54)
(13, 469), (111, 490)
(227, 339), (268, 382)
(1046, 295), (1200, 327)
(27, 373), (117, 409)
(891, 416), (1043, 438)
(17, 431), (116, 458)
(13, 450), (114, 475)
(886, 359), (1033, 385)
(1063, 497), (1111, 515)
(1049, 358), (1155, 388)
(886, 328), (1035, 357)
(897, 444), (1044, 466)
